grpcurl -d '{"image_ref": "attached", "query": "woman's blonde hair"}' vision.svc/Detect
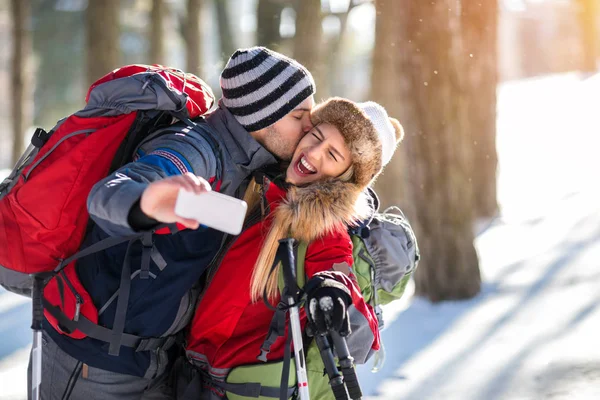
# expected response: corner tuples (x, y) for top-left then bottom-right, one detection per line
(247, 164), (359, 302)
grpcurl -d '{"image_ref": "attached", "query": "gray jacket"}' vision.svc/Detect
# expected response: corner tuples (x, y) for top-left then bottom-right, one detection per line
(88, 102), (278, 236)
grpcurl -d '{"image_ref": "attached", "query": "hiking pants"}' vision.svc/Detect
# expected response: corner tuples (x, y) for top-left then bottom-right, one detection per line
(27, 330), (173, 400)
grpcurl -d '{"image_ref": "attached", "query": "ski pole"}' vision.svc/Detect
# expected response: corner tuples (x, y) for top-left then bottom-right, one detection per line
(330, 331), (362, 400)
(30, 273), (46, 400)
(313, 332), (350, 400)
(278, 238), (310, 400)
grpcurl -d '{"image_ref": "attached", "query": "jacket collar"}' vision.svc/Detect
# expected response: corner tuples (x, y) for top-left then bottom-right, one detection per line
(204, 102), (278, 175)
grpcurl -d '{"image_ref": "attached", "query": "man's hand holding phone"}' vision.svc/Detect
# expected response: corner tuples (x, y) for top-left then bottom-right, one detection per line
(140, 173), (211, 230)
(140, 172), (248, 234)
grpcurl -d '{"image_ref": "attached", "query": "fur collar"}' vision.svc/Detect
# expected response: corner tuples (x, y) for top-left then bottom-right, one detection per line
(273, 179), (369, 243)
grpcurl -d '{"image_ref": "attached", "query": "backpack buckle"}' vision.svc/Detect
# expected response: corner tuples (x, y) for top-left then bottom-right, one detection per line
(257, 347), (270, 363)
(31, 128), (50, 148)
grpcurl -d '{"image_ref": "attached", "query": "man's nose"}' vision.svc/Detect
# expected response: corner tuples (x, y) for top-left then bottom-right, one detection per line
(302, 118), (313, 133)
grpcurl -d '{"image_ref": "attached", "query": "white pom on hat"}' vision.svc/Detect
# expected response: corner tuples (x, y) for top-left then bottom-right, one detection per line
(356, 101), (398, 166)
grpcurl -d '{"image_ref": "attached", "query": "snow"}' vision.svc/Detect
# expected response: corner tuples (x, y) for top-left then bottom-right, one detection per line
(1, 72), (599, 399)
(355, 72), (600, 399)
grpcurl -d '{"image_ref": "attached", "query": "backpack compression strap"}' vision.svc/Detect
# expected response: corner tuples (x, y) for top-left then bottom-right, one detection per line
(43, 228), (176, 355)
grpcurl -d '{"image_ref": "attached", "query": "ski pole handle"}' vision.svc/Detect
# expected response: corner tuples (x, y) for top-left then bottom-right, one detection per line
(31, 273), (47, 400)
(31, 274), (45, 331)
(331, 331), (362, 400)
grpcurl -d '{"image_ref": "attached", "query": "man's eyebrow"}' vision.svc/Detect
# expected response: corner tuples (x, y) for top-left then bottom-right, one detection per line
(293, 107), (311, 112)
(314, 125), (346, 161)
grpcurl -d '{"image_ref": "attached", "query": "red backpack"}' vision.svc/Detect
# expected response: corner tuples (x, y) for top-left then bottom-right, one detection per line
(0, 64), (215, 296)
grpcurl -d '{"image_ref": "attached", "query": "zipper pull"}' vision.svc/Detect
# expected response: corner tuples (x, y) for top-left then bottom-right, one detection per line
(74, 295), (83, 321)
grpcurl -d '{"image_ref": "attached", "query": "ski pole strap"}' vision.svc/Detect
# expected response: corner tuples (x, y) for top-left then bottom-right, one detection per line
(42, 299), (177, 352)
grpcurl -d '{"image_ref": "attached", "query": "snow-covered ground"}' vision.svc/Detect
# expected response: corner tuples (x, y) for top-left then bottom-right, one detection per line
(1, 72), (599, 399)
(356, 72), (600, 400)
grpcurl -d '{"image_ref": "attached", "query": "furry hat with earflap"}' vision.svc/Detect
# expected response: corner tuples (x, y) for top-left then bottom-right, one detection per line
(310, 97), (404, 188)
(279, 97), (405, 243)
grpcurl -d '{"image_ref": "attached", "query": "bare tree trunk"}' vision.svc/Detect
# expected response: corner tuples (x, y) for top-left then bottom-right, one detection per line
(371, 0), (408, 210)
(256, 0), (283, 50)
(185, 0), (203, 75)
(293, 0), (327, 98)
(10, 0), (32, 165)
(214, 0), (235, 61)
(150, 0), (166, 65)
(462, 0), (499, 218)
(577, 0), (599, 72)
(86, 0), (120, 86)
(372, 0), (481, 302)
(326, 4), (357, 98)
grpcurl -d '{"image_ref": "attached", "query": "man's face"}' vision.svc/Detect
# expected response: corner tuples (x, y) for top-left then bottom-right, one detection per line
(253, 96), (315, 161)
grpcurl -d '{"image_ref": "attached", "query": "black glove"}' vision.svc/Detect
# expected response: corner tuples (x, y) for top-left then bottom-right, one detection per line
(305, 275), (352, 337)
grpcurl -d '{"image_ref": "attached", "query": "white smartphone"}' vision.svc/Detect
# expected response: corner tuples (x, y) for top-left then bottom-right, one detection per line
(174, 189), (248, 235)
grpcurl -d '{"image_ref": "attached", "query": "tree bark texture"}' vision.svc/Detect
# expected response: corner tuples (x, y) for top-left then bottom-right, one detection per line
(462, 0), (499, 218)
(371, 0), (481, 302)
(256, 0), (284, 50)
(11, 0), (32, 165)
(576, 0), (599, 72)
(150, 0), (166, 65)
(293, 0), (326, 99)
(214, 0), (235, 62)
(86, 0), (120, 86)
(371, 0), (408, 211)
(185, 0), (203, 76)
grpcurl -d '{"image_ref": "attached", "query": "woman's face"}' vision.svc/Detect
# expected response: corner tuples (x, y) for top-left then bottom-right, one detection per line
(286, 123), (352, 186)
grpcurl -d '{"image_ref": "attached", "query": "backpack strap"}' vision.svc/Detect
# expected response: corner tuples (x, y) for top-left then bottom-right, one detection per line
(44, 229), (175, 356)
(43, 299), (177, 353)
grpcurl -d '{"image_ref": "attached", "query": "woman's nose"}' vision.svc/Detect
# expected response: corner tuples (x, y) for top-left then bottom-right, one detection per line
(305, 144), (323, 162)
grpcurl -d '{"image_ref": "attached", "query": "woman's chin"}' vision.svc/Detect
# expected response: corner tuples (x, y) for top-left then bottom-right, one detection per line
(286, 173), (311, 186)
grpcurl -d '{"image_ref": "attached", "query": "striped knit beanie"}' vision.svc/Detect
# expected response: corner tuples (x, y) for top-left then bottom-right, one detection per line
(220, 47), (316, 132)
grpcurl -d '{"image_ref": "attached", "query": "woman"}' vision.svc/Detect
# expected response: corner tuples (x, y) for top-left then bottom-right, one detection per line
(175, 97), (404, 399)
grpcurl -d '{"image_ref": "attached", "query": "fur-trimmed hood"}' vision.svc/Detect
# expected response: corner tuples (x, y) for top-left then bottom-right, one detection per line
(271, 179), (371, 243)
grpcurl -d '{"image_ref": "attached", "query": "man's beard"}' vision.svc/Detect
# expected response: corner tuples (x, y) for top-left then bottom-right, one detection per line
(263, 125), (297, 162)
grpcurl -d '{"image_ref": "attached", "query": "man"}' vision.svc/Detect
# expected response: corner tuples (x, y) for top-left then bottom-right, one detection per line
(31, 47), (315, 400)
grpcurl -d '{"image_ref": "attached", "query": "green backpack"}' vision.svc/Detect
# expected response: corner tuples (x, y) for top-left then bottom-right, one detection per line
(221, 194), (420, 400)
(300, 203), (420, 399)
